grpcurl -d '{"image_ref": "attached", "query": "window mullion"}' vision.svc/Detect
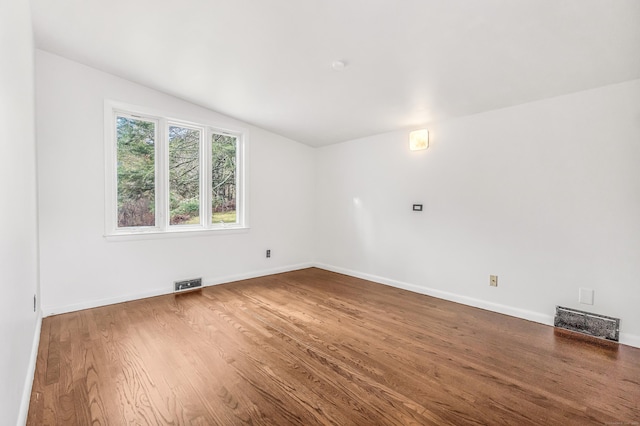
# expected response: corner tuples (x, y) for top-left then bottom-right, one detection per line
(236, 133), (243, 226)
(157, 118), (168, 231)
(204, 128), (212, 228)
(106, 109), (118, 234)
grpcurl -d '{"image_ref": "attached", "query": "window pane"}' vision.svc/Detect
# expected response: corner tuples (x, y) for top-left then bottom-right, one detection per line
(116, 116), (156, 227)
(211, 133), (237, 224)
(169, 126), (201, 225)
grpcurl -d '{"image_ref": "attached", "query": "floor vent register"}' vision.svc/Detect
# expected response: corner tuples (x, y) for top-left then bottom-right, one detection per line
(554, 306), (620, 342)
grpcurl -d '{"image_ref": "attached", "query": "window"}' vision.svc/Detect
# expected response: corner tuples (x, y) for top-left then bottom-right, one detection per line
(211, 133), (238, 224)
(105, 102), (245, 236)
(116, 114), (157, 227)
(168, 124), (201, 226)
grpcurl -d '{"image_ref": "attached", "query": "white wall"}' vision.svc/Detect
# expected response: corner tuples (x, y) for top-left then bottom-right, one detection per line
(0, 0), (41, 424)
(316, 80), (640, 346)
(33, 46), (640, 350)
(36, 50), (315, 315)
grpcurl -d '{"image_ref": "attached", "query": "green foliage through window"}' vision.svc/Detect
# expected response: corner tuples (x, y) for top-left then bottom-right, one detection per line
(116, 116), (156, 227)
(169, 126), (201, 225)
(111, 108), (242, 233)
(212, 133), (237, 224)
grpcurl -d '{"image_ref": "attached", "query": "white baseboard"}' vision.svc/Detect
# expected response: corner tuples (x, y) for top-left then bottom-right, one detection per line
(42, 262), (313, 317)
(205, 262), (314, 286)
(619, 332), (640, 349)
(39, 262), (640, 350)
(43, 287), (170, 317)
(315, 262), (553, 325)
(17, 311), (42, 426)
(313, 263), (640, 349)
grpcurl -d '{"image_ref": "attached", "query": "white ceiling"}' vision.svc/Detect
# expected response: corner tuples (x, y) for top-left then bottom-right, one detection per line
(31, 0), (640, 147)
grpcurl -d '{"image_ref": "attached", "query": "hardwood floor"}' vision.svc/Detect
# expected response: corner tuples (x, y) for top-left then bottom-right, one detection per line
(28, 268), (640, 425)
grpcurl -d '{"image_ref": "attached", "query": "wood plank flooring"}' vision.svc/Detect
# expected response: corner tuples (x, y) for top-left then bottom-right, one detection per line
(27, 268), (640, 425)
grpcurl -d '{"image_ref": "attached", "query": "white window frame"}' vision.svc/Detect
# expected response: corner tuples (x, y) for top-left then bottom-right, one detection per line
(104, 100), (248, 239)
(166, 121), (205, 229)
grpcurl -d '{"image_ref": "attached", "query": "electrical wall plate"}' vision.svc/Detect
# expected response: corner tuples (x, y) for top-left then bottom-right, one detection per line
(579, 288), (594, 305)
(413, 204), (423, 211)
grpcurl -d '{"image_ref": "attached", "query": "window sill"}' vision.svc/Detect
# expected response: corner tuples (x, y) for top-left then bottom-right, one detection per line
(104, 226), (250, 241)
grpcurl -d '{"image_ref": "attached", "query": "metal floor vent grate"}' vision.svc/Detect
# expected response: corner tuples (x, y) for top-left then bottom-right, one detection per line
(554, 306), (620, 342)
(174, 278), (202, 292)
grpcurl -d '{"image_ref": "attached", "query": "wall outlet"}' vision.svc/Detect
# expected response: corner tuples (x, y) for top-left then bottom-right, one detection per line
(489, 275), (498, 287)
(266, 249), (271, 258)
(174, 278), (202, 292)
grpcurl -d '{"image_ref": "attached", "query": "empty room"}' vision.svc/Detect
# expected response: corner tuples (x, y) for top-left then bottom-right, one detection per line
(2, 0), (640, 424)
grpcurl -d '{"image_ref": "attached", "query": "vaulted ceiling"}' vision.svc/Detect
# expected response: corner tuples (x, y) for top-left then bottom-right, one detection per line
(31, 0), (640, 147)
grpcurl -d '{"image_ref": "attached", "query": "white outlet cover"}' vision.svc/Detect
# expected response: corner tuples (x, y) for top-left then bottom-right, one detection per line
(579, 288), (594, 305)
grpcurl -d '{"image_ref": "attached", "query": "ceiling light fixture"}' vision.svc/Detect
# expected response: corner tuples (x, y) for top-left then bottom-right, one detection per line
(409, 129), (429, 151)
(331, 60), (346, 71)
